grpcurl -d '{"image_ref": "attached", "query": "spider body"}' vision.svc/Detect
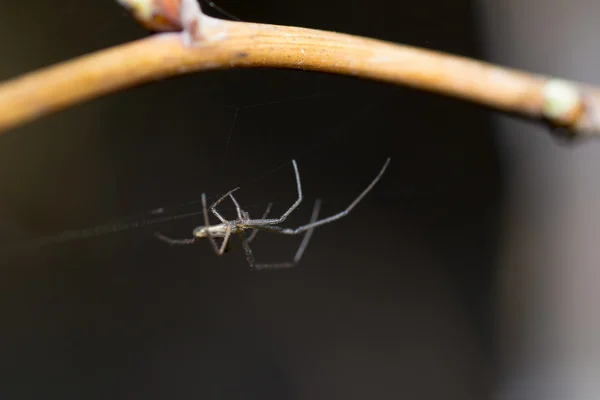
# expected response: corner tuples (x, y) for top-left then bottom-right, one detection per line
(156, 158), (391, 269)
(192, 223), (242, 238)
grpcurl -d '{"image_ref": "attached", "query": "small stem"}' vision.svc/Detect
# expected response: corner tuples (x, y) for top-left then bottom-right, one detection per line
(0, 9), (599, 137)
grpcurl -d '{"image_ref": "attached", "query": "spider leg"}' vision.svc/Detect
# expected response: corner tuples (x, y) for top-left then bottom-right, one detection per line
(242, 210), (250, 221)
(227, 192), (245, 220)
(209, 187), (241, 223)
(202, 193), (225, 255)
(245, 160), (303, 226)
(253, 198), (321, 270)
(276, 157), (390, 235)
(154, 232), (196, 245)
(247, 202), (273, 243)
(216, 224), (232, 255)
(238, 232), (256, 269)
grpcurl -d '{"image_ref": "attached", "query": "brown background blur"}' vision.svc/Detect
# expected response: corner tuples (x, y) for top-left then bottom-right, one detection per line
(5, 0), (592, 398)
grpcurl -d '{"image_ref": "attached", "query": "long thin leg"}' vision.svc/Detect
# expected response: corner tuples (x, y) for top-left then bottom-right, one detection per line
(273, 157), (390, 235)
(288, 199), (321, 263)
(154, 232), (196, 245)
(238, 232), (256, 269)
(210, 187), (240, 223)
(244, 160), (303, 226)
(247, 202), (273, 243)
(216, 224), (232, 255)
(253, 198), (322, 270)
(242, 210), (250, 221)
(227, 193), (244, 220)
(202, 193), (224, 255)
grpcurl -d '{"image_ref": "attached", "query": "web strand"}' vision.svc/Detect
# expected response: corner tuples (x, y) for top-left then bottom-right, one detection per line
(203, 1), (242, 21)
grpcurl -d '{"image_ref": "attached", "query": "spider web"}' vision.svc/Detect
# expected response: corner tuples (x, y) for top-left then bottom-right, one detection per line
(0, 88), (379, 254)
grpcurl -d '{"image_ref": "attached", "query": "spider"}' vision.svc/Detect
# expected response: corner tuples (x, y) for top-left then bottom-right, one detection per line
(155, 157), (391, 269)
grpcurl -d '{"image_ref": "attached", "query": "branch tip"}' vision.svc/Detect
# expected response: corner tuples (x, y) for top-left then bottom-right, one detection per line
(542, 79), (584, 126)
(2, 6), (600, 138)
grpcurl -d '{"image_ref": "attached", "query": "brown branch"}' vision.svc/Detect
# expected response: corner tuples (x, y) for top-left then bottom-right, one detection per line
(1, 6), (599, 137)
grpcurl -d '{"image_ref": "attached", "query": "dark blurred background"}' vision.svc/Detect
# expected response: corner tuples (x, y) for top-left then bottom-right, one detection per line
(0, 0), (504, 398)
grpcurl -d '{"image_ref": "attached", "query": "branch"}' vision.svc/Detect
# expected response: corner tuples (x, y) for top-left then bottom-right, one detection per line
(0, 0), (599, 138)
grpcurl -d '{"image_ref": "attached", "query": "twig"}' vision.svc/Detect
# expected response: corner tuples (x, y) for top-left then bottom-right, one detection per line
(0, 0), (599, 137)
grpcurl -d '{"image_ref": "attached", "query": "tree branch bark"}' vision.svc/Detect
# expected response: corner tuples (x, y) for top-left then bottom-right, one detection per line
(0, 1), (599, 138)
